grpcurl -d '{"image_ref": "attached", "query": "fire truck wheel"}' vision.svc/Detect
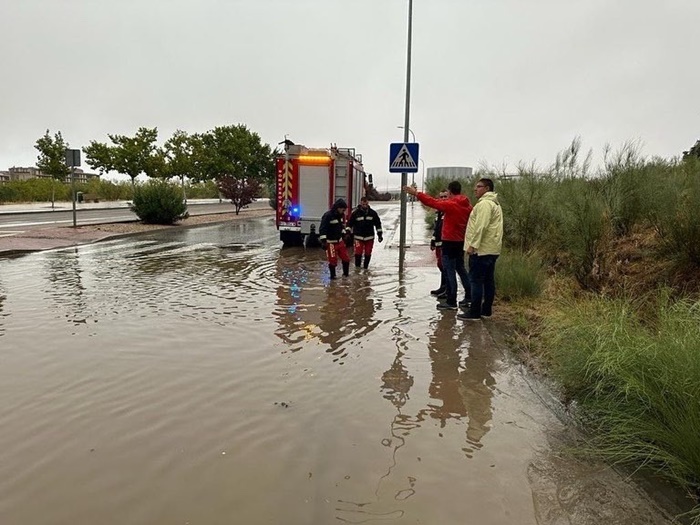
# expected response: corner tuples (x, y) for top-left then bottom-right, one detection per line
(305, 234), (321, 249)
(280, 231), (303, 247)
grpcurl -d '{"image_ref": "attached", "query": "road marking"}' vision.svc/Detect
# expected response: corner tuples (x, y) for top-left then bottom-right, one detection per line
(0, 231), (24, 237)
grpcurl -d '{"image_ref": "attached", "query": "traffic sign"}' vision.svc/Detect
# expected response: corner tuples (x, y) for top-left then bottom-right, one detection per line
(389, 143), (419, 173)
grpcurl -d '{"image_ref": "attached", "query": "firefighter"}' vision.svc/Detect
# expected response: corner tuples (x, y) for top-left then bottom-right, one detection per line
(319, 198), (351, 279)
(347, 196), (383, 269)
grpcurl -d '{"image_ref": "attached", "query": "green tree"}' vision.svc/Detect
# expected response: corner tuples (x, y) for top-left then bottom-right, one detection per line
(34, 129), (71, 208)
(190, 124), (275, 185)
(163, 129), (195, 202)
(84, 127), (161, 191)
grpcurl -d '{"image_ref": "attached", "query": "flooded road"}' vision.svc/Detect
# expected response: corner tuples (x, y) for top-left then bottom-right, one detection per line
(0, 203), (673, 524)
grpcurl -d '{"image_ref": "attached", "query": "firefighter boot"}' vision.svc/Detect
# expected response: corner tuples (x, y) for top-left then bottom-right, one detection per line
(355, 254), (362, 268)
(363, 254), (372, 269)
(329, 264), (337, 280)
(342, 261), (350, 277)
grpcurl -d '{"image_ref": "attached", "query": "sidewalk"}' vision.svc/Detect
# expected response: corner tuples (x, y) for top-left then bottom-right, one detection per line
(0, 227), (122, 257)
(0, 198), (223, 215)
(0, 199), (268, 257)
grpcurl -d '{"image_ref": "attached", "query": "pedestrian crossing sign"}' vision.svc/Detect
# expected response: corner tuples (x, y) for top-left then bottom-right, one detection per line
(389, 143), (419, 173)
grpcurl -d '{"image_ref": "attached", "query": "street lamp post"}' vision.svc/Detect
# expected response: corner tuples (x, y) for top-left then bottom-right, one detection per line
(398, 0), (413, 272)
(397, 126), (416, 186)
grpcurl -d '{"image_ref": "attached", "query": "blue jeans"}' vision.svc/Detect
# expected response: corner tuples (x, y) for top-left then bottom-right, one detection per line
(441, 241), (470, 306)
(468, 254), (499, 317)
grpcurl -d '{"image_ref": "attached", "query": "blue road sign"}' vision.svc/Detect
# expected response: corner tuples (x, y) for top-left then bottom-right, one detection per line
(389, 143), (419, 173)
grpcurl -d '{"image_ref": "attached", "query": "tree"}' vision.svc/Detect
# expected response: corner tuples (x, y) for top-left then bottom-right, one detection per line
(35, 129), (71, 209)
(84, 127), (161, 191)
(216, 176), (261, 214)
(190, 124), (275, 185)
(163, 129), (195, 202)
(682, 139), (700, 160)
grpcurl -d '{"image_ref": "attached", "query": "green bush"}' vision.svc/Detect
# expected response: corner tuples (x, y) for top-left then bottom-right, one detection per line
(495, 250), (546, 300)
(547, 178), (607, 289)
(131, 180), (188, 224)
(647, 156), (700, 266)
(599, 142), (650, 237)
(497, 170), (557, 252)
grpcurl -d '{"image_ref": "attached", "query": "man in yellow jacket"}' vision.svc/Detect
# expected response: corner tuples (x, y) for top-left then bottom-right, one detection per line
(458, 178), (503, 321)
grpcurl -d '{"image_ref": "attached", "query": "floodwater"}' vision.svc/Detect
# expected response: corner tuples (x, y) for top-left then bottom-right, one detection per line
(0, 203), (674, 525)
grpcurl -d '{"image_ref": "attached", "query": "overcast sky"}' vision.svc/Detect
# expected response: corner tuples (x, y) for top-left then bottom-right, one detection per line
(1, 0), (698, 189)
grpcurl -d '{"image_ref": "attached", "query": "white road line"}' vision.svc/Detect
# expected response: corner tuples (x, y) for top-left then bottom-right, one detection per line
(0, 231), (25, 237)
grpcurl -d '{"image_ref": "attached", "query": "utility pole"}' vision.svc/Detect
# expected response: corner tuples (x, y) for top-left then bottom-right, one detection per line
(398, 0), (413, 272)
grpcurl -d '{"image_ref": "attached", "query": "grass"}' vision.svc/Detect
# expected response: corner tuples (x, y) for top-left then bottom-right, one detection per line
(495, 249), (546, 300)
(539, 292), (700, 522)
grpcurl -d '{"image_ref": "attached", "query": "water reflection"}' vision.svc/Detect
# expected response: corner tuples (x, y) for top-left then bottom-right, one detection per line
(381, 315), (498, 460)
(424, 316), (497, 457)
(273, 249), (382, 364)
(42, 249), (91, 327)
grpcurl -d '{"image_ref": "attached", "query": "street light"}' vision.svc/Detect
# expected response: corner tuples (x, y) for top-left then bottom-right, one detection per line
(396, 126), (415, 143)
(398, 0), (414, 273)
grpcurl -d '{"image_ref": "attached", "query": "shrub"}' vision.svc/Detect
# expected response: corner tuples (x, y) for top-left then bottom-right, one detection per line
(648, 156), (700, 267)
(131, 180), (188, 224)
(545, 178), (608, 289)
(495, 250), (546, 300)
(497, 170), (557, 252)
(599, 141), (650, 237)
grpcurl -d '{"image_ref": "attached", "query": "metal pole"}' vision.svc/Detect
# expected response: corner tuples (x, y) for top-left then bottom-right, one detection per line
(399, 0), (413, 272)
(71, 166), (77, 228)
(420, 158), (425, 192)
(397, 126), (417, 189)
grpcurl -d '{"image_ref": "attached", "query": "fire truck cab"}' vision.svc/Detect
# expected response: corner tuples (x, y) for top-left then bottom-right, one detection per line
(275, 144), (366, 247)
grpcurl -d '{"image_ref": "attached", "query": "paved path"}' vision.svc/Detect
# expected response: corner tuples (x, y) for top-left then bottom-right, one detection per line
(0, 199), (268, 257)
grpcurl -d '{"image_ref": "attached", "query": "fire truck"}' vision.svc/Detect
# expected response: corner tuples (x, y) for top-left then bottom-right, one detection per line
(275, 143), (366, 247)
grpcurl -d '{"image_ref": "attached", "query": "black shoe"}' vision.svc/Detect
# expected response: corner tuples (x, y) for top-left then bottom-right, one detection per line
(457, 312), (480, 321)
(437, 302), (457, 310)
(436, 291), (447, 299)
(430, 287), (446, 296)
(458, 299), (471, 308)
(481, 313), (492, 318)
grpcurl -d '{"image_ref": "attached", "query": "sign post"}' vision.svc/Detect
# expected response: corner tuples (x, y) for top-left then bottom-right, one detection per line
(64, 149), (81, 228)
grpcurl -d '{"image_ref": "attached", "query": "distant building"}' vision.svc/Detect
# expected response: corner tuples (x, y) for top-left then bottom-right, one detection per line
(0, 171), (9, 183)
(426, 166), (473, 181)
(5, 166), (99, 184)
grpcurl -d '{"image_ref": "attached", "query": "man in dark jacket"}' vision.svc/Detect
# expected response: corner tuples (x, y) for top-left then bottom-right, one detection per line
(347, 197), (383, 269)
(319, 198), (350, 279)
(430, 190), (448, 296)
(404, 181), (472, 310)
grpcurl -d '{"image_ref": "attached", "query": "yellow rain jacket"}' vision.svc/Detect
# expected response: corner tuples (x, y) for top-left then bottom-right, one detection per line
(464, 192), (503, 255)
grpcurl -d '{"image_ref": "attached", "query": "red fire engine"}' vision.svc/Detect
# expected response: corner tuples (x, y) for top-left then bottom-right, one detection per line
(275, 143), (366, 247)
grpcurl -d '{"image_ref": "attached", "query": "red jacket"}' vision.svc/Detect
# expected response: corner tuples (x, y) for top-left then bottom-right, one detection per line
(417, 193), (472, 242)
